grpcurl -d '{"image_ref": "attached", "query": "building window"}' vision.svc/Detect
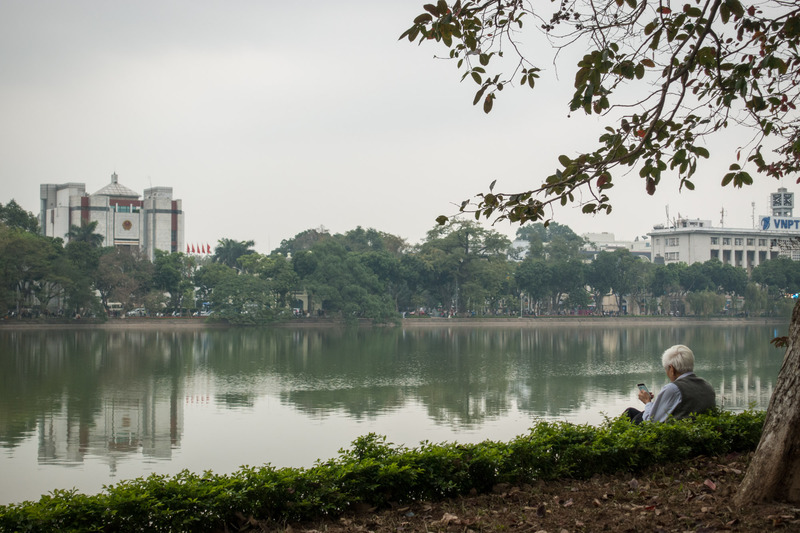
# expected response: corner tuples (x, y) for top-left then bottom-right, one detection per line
(710, 237), (719, 245)
(747, 238), (755, 246)
(735, 238), (743, 246)
(665, 252), (680, 261)
(759, 239), (767, 246)
(667, 237), (679, 246)
(723, 238), (731, 245)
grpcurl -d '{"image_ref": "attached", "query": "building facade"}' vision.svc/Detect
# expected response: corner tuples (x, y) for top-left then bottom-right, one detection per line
(648, 188), (800, 271)
(40, 173), (184, 260)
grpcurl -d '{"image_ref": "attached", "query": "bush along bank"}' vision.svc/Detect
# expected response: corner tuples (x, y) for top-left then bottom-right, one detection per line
(0, 410), (765, 532)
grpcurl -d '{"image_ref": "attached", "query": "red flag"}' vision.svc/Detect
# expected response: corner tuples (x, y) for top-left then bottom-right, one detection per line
(207, 243), (211, 254)
(191, 243), (195, 253)
(186, 244), (190, 253)
(202, 243), (207, 254)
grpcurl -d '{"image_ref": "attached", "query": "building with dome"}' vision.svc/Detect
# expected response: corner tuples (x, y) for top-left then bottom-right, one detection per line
(40, 173), (184, 260)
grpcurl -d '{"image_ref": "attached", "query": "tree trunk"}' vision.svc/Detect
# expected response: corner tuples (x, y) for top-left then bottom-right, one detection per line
(735, 299), (800, 505)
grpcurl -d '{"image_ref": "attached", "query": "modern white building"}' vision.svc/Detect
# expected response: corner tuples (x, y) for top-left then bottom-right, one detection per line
(648, 188), (800, 271)
(40, 173), (184, 260)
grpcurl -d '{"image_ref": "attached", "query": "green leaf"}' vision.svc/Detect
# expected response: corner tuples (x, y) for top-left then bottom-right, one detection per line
(483, 94), (494, 113)
(472, 85), (488, 106)
(684, 6), (703, 17)
(721, 172), (734, 186)
(558, 155), (572, 166)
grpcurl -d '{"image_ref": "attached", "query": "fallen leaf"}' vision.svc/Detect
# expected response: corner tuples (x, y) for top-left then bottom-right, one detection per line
(592, 498), (602, 507)
(563, 498), (574, 507)
(436, 512), (459, 526)
(704, 479), (717, 491)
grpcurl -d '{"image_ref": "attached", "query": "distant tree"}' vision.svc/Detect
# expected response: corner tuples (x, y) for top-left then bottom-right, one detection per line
(212, 238), (255, 270)
(686, 290), (726, 317)
(420, 219), (512, 313)
(515, 222), (584, 261)
(751, 256), (800, 297)
(153, 251), (194, 313)
(273, 227), (331, 256)
(515, 258), (551, 314)
(66, 219), (104, 247)
(290, 238), (397, 323)
(0, 225), (69, 316)
(62, 220), (105, 315)
(238, 252), (301, 309)
(743, 282), (768, 316)
(0, 200), (39, 233)
(95, 248), (153, 310)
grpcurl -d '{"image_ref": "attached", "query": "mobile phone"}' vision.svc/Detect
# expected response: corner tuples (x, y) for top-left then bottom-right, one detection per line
(637, 383), (649, 393)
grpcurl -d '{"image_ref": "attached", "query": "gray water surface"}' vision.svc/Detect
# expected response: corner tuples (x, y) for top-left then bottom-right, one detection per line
(0, 323), (786, 504)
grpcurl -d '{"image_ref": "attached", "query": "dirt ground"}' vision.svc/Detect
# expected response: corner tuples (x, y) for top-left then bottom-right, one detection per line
(249, 453), (800, 532)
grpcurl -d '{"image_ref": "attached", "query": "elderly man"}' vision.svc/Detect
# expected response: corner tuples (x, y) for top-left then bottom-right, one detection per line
(624, 344), (716, 423)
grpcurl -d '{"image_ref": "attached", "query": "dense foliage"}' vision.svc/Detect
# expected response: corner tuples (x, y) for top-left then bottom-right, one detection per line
(3, 201), (800, 323)
(0, 410), (765, 532)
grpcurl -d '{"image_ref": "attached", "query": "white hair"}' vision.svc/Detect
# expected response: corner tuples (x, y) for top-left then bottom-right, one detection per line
(661, 344), (695, 374)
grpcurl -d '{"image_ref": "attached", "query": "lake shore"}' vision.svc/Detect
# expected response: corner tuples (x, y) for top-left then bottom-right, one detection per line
(0, 315), (789, 330)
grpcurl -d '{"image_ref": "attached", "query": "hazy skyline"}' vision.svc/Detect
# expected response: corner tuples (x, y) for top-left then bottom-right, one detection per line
(1, 1), (794, 254)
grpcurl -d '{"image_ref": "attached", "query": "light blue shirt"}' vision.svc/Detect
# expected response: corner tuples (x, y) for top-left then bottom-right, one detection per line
(642, 372), (694, 422)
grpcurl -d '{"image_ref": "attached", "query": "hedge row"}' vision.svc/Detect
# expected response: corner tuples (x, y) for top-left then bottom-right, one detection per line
(0, 410), (765, 532)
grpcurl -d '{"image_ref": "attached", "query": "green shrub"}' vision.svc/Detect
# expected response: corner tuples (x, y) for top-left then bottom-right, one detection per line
(0, 411), (766, 532)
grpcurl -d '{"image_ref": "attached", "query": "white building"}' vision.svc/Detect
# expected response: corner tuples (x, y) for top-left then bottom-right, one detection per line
(581, 231), (652, 260)
(648, 188), (800, 271)
(40, 173), (184, 260)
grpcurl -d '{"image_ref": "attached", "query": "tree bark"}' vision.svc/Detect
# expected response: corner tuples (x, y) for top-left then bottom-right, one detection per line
(735, 300), (800, 505)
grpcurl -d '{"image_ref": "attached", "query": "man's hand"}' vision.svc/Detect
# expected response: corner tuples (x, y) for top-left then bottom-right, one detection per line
(638, 389), (654, 404)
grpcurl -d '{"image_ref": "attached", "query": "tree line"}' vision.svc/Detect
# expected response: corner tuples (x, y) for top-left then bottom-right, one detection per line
(2, 199), (799, 324)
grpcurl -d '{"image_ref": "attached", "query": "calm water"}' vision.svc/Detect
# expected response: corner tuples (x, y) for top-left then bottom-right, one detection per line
(0, 323), (788, 505)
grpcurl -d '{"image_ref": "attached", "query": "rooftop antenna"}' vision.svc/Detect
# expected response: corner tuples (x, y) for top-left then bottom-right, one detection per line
(665, 205), (670, 227)
(720, 207), (725, 227)
(752, 202), (756, 228)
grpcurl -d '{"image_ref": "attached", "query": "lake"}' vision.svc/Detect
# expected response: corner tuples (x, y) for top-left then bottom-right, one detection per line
(0, 320), (788, 505)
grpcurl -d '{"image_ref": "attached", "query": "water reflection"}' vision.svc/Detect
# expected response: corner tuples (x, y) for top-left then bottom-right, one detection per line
(0, 323), (787, 504)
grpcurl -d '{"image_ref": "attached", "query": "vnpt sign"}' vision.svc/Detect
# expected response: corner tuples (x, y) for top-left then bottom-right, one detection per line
(760, 216), (800, 230)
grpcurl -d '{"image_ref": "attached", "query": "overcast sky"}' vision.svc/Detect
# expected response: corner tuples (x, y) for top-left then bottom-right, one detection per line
(1, 1), (793, 254)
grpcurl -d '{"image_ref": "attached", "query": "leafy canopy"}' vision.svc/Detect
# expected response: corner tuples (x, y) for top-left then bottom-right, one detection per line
(402, 0), (800, 225)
